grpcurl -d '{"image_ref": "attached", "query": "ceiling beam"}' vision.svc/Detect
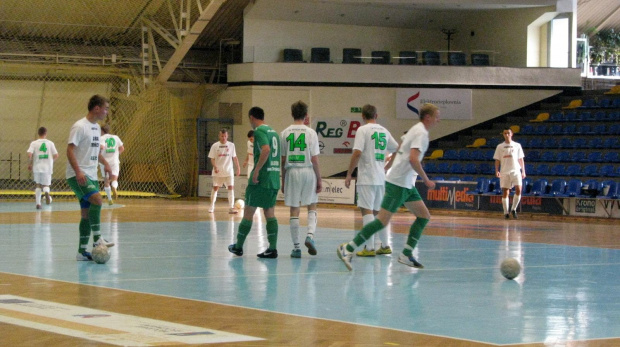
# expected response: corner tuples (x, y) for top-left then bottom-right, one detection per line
(157, 0), (225, 83)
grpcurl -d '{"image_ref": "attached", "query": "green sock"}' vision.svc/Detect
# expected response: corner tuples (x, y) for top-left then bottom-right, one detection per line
(78, 218), (90, 253)
(403, 218), (429, 256)
(348, 219), (384, 252)
(89, 204), (102, 243)
(235, 218), (252, 249)
(266, 217), (278, 249)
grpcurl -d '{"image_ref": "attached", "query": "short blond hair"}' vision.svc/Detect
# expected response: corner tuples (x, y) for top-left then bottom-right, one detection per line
(419, 103), (438, 120)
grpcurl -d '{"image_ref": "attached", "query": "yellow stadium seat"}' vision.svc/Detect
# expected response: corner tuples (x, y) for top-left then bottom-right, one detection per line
(529, 112), (549, 122)
(604, 85), (620, 95)
(424, 149), (443, 160)
(510, 125), (520, 134)
(562, 99), (582, 109)
(466, 138), (486, 148)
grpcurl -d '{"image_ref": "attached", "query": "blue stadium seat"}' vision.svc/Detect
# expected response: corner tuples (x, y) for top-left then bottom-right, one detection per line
(483, 149), (495, 160)
(563, 179), (583, 197)
(478, 163), (494, 175)
(522, 177), (533, 194)
(519, 138), (530, 148)
(437, 162), (450, 173)
(529, 138), (543, 148)
(582, 112), (597, 121)
(526, 150), (541, 162)
(462, 176), (475, 182)
(551, 164), (566, 176)
(598, 99), (611, 108)
(486, 138), (502, 148)
(594, 111), (606, 121)
(611, 98), (620, 108)
(602, 138), (619, 149)
(543, 138), (558, 148)
(468, 177), (491, 195)
(450, 163), (465, 174)
(607, 111), (620, 121)
(588, 124), (607, 135)
(458, 149), (471, 161)
(603, 152), (619, 163)
(566, 164), (582, 176)
(536, 164), (550, 176)
(564, 112), (577, 122)
(571, 151), (586, 162)
(576, 125), (590, 135)
(469, 149), (483, 161)
(609, 124), (620, 135)
(587, 152), (603, 163)
(541, 151), (555, 162)
(561, 124), (576, 135)
(525, 163), (536, 176)
(527, 178), (548, 196)
(534, 125), (547, 135)
(580, 99), (597, 108)
(572, 138), (588, 148)
(442, 149), (458, 160)
(488, 177), (502, 195)
(464, 163), (478, 174)
(424, 162), (437, 173)
(547, 125), (562, 135)
(600, 164), (615, 177)
(588, 138), (603, 149)
(543, 179), (567, 197)
(583, 164), (598, 177)
(555, 151), (571, 162)
(558, 138), (573, 148)
(520, 124), (534, 134)
(448, 177), (461, 181)
(549, 112), (564, 122)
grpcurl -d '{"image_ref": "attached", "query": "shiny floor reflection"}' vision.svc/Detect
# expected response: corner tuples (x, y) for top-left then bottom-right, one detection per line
(0, 207), (618, 345)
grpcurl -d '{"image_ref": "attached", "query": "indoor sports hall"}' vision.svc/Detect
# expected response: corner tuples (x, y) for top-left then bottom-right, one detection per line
(1, 0), (619, 346)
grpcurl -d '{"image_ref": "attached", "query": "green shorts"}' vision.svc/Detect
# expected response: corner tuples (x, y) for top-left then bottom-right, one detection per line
(245, 185), (278, 209)
(381, 182), (422, 213)
(67, 176), (100, 203)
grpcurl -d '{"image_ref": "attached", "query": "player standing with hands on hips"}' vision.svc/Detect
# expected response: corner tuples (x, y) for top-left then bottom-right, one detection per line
(27, 127), (59, 209)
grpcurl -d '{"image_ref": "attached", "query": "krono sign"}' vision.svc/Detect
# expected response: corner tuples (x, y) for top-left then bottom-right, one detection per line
(314, 119), (360, 156)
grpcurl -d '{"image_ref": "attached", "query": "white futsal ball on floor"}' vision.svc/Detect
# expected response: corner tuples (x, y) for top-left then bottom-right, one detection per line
(234, 199), (245, 210)
(500, 258), (521, 280)
(92, 244), (111, 264)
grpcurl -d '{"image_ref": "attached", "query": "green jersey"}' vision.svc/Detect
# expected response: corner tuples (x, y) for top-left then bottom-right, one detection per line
(251, 124), (281, 190)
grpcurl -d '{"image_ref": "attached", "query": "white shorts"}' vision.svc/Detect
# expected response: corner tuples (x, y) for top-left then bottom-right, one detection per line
(356, 185), (384, 211)
(100, 163), (120, 177)
(500, 171), (522, 189)
(213, 175), (234, 188)
(33, 172), (52, 186)
(284, 167), (317, 207)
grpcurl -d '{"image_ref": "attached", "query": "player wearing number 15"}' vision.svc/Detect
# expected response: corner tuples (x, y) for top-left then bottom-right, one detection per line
(281, 101), (322, 258)
(228, 106), (281, 259)
(27, 127), (59, 209)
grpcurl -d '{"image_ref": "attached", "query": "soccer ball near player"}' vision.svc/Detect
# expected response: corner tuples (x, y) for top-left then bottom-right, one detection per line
(500, 258), (521, 280)
(234, 199), (245, 210)
(92, 244), (111, 264)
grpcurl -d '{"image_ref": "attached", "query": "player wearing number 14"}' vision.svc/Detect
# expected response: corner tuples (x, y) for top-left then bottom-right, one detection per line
(280, 101), (322, 258)
(27, 127), (59, 209)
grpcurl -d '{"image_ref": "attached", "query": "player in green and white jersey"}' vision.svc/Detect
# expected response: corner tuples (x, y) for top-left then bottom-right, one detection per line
(229, 106), (281, 259)
(280, 101), (322, 258)
(27, 127), (59, 209)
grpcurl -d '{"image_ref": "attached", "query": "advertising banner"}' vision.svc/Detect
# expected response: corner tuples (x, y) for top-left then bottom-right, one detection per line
(313, 118), (360, 156)
(396, 88), (472, 120)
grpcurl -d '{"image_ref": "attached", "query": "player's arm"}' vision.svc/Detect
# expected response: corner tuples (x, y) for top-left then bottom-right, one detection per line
(344, 149), (361, 189)
(98, 153), (112, 178)
(518, 158), (526, 179)
(252, 144), (271, 184)
(495, 160), (501, 178)
(280, 156), (287, 193)
(384, 143), (401, 172)
(311, 155), (322, 193)
(118, 145), (125, 155)
(233, 155), (240, 176)
(210, 158), (218, 174)
(66, 144), (87, 185)
(409, 148), (435, 189)
(27, 152), (33, 171)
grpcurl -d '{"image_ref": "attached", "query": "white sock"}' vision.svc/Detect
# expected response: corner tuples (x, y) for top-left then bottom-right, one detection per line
(511, 194), (521, 212)
(211, 189), (218, 207)
(307, 210), (317, 238)
(35, 188), (41, 205)
(377, 223), (390, 249)
(290, 217), (300, 248)
(42, 186), (50, 194)
(502, 197), (509, 214)
(361, 214), (375, 250)
(104, 186), (112, 201)
(228, 189), (234, 209)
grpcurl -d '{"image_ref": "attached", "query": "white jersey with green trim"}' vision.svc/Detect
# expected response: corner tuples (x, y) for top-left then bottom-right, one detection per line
(100, 134), (123, 166)
(66, 117), (101, 180)
(386, 122), (428, 189)
(27, 139), (58, 174)
(280, 124), (320, 169)
(353, 123), (398, 186)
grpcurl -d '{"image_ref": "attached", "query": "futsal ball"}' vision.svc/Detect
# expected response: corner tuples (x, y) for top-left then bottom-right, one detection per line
(92, 244), (111, 264)
(234, 199), (245, 210)
(500, 258), (521, 280)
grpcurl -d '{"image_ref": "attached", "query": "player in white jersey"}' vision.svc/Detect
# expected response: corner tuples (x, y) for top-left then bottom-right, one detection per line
(281, 101), (322, 258)
(344, 104), (398, 256)
(208, 128), (240, 213)
(243, 130), (254, 177)
(66, 95), (115, 261)
(338, 103), (440, 271)
(27, 127), (59, 209)
(493, 128), (526, 219)
(99, 125), (124, 205)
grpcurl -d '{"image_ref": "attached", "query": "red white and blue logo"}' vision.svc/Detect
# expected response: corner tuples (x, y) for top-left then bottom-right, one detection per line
(406, 92), (420, 116)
